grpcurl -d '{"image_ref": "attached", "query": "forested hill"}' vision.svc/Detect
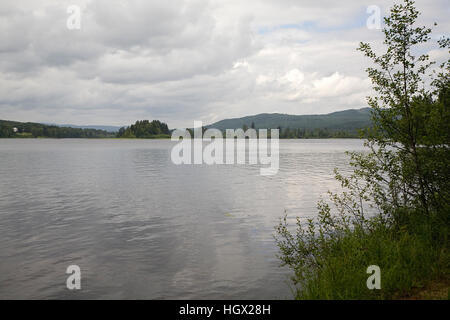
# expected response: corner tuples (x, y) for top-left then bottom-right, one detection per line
(0, 119), (115, 138)
(117, 120), (170, 138)
(1, 108), (372, 139)
(0, 119), (170, 139)
(207, 108), (372, 138)
(47, 124), (122, 132)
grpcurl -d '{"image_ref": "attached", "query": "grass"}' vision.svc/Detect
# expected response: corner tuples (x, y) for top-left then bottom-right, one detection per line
(116, 134), (171, 139)
(5, 134), (172, 139)
(275, 210), (449, 300)
(11, 132), (34, 138)
(397, 277), (450, 300)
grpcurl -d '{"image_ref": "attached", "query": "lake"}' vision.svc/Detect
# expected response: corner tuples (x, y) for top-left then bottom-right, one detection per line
(0, 139), (366, 299)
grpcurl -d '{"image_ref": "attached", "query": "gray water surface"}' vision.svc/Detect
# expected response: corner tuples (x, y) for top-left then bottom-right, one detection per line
(0, 139), (366, 299)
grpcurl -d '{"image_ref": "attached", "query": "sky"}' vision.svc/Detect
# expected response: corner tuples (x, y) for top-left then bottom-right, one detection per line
(0, 0), (448, 128)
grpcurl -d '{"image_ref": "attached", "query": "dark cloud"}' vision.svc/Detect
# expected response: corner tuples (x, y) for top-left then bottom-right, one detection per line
(0, 0), (448, 127)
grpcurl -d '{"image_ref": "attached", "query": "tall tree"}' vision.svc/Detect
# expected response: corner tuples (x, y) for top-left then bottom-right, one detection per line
(356, 0), (449, 221)
(275, 0), (449, 299)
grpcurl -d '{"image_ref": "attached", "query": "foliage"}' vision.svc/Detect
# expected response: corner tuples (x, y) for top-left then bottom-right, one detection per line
(208, 108), (372, 135)
(277, 127), (359, 139)
(0, 120), (114, 138)
(276, 203), (446, 299)
(117, 120), (170, 138)
(275, 0), (449, 299)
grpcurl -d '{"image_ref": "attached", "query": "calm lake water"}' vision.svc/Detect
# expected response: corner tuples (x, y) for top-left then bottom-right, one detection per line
(0, 139), (366, 299)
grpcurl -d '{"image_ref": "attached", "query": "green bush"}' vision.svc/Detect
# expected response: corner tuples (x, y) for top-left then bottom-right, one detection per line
(276, 209), (448, 299)
(275, 0), (449, 300)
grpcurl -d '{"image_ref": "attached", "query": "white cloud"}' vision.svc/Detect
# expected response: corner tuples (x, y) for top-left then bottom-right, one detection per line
(0, 0), (448, 127)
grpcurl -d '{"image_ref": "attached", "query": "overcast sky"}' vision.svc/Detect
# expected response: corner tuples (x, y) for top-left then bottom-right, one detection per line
(0, 0), (448, 128)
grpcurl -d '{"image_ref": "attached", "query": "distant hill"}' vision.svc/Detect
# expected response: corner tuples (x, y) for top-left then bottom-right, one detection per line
(0, 119), (169, 139)
(1, 108), (373, 139)
(0, 119), (115, 138)
(207, 108), (372, 133)
(46, 124), (122, 132)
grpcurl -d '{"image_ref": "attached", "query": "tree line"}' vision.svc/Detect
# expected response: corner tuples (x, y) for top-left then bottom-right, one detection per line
(276, 0), (449, 299)
(116, 120), (170, 138)
(0, 120), (114, 138)
(239, 122), (361, 138)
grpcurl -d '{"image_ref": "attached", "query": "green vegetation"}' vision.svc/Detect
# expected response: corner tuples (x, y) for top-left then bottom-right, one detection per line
(207, 108), (372, 138)
(53, 124), (122, 132)
(275, 0), (449, 300)
(0, 120), (115, 138)
(116, 120), (170, 138)
(1, 110), (371, 139)
(277, 127), (359, 139)
(0, 119), (172, 139)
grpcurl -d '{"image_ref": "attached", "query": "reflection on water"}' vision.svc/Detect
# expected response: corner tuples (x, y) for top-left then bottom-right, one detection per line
(0, 139), (366, 299)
